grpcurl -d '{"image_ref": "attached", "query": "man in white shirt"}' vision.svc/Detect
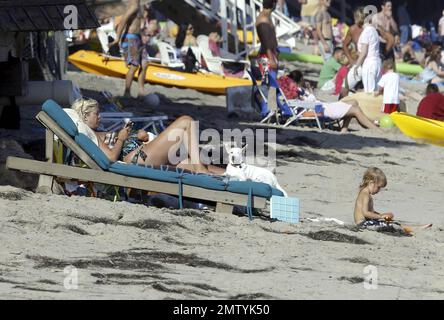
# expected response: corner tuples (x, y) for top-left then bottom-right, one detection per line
(375, 59), (399, 114)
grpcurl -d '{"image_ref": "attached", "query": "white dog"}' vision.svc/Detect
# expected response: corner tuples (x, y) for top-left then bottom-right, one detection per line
(224, 143), (288, 197)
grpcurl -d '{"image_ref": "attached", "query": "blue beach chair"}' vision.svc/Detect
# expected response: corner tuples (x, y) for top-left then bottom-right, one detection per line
(6, 100), (284, 217)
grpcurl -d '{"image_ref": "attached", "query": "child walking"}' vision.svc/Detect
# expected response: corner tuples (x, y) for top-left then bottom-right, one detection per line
(354, 167), (432, 234)
(374, 59), (400, 114)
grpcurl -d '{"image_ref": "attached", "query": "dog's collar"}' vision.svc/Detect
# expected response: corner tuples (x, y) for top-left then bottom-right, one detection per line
(230, 163), (244, 168)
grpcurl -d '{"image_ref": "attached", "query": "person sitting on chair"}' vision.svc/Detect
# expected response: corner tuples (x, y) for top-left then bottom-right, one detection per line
(71, 98), (225, 175)
(287, 72), (379, 133)
(416, 84), (444, 121)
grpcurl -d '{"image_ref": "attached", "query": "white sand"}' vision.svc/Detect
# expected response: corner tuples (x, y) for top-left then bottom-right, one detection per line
(1, 69), (444, 300)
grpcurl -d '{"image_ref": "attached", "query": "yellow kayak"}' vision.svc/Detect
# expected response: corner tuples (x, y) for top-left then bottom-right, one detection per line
(68, 50), (253, 95)
(390, 112), (444, 147)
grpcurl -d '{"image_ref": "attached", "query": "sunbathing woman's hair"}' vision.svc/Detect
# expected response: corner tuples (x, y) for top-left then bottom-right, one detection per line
(426, 83), (439, 95)
(72, 98), (99, 121)
(359, 167), (387, 191)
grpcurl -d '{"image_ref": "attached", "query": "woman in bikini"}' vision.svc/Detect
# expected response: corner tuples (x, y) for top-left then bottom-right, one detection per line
(71, 98), (224, 175)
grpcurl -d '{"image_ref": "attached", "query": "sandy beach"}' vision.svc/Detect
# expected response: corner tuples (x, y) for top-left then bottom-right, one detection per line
(1, 58), (444, 300)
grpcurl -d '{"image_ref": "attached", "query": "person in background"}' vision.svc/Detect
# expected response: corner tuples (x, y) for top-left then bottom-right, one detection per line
(141, 21), (161, 60)
(109, 0), (143, 98)
(372, 0), (398, 61)
(175, 23), (197, 49)
(374, 59), (400, 114)
(317, 47), (346, 94)
(342, 7), (365, 95)
(355, 12), (381, 93)
(276, 0), (290, 17)
(419, 47), (444, 84)
(287, 72), (379, 133)
(417, 84), (444, 121)
(315, 0), (333, 61)
(354, 167), (432, 234)
(439, 10), (444, 46)
(396, 2), (411, 47)
(140, 3), (151, 30)
(256, 0), (293, 121)
(299, 0), (320, 55)
(300, 0), (320, 26)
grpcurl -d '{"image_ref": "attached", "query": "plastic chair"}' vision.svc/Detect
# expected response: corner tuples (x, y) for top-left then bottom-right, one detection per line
(157, 42), (185, 69)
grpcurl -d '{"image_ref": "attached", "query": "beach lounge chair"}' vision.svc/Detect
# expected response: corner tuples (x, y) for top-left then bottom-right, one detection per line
(249, 69), (340, 130)
(196, 35), (250, 78)
(284, 99), (342, 131)
(6, 100), (284, 215)
(247, 68), (296, 124)
(157, 42), (185, 69)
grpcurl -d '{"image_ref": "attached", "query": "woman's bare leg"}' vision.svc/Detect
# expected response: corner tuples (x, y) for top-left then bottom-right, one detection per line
(123, 116), (225, 174)
(137, 61), (149, 97)
(341, 117), (352, 133)
(344, 101), (379, 130)
(140, 115), (208, 172)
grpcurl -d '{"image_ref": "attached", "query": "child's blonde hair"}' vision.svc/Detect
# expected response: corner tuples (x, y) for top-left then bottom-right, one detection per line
(71, 98), (99, 121)
(359, 167), (387, 190)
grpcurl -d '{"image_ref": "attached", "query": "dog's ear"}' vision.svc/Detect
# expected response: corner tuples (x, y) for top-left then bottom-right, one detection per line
(242, 144), (248, 154)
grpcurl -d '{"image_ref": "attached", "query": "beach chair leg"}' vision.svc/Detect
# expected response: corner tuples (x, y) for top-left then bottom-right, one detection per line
(314, 115), (323, 131)
(36, 128), (56, 194)
(36, 175), (55, 194)
(216, 202), (234, 214)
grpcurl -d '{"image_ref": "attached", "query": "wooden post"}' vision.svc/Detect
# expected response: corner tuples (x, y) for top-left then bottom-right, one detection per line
(36, 129), (55, 194)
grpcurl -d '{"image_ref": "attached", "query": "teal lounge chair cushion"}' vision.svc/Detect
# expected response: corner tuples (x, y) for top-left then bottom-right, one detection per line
(109, 162), (180, 183)
(271, 188), (285, 197)
(181, 173), (227, 191)
(75, 133), (111, 170)
(226, 181), (272, 198)
(42, 99), (78, 137)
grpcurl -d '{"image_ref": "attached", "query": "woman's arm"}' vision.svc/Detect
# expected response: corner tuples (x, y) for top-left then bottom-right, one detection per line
(355, 43), (368, 68)
(97, 126), (130, 162)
